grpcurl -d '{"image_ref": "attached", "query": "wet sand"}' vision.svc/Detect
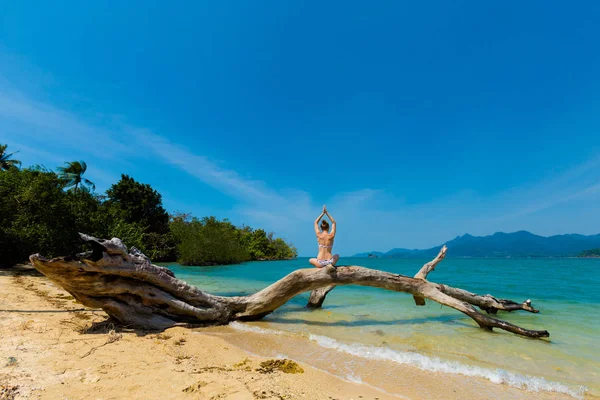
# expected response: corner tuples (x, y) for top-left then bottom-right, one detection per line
(0, 265), (587, 400)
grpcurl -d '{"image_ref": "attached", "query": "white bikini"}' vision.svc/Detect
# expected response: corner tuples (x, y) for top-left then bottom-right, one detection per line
(317, 244), (334, 267)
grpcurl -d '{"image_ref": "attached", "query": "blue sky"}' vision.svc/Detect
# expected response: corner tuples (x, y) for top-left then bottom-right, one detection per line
(1, 1), (600, 256)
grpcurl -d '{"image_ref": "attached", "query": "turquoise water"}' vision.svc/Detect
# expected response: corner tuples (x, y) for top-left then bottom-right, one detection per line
(162, 258), (600, 398)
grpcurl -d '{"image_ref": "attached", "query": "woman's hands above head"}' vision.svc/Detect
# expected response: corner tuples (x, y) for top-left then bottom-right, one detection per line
(325, 206), (336, 235)
(323, 205), (334, 221)
(315, 207), (326, 234)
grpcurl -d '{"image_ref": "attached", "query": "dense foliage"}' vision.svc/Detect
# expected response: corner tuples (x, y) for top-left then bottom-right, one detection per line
(171, 215), (297, 265)
(0, 167), (100, 266)
(0, 145), (296, 267)
(579, 248), (600, 257)
(105, 175), (170, 235)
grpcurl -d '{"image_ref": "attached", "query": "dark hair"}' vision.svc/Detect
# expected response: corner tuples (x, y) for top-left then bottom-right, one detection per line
(320, 219), (330, 231)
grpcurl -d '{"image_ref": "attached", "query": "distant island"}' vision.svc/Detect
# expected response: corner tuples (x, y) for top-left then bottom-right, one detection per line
(579, 248), (600, 258)
(354, 231), (600, 258)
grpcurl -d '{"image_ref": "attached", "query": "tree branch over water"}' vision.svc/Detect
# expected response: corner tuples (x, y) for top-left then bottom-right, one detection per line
(30, 234), (549, 338)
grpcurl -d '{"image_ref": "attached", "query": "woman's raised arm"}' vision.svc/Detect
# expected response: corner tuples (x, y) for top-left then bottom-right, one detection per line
(314, 210), (325, 235)
(325, 209), (336, 236)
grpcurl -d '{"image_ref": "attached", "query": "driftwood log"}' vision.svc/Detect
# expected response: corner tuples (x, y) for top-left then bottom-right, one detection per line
(29, 234), (549, 338)
(307, 245), (539, 315)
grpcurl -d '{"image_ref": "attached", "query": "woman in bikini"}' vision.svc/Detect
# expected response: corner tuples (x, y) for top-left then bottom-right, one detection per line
(309, 205), (340, 268)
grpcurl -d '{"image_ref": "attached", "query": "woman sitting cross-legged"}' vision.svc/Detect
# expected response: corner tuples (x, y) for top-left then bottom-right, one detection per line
(309, 205), (340, 268)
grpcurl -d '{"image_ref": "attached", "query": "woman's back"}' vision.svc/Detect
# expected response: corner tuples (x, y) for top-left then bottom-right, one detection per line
(310, 206), (340, 268)
(317, 231), (334, 246)
(317, 232), (335, 258)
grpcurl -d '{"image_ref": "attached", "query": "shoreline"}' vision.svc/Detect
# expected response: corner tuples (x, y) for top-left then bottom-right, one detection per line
(0, 265), (594, 400)
(203, 324), (590, 400)
(0, 265), (401, 400)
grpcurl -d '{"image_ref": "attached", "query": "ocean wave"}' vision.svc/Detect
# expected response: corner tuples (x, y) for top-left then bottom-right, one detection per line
(309, 334), (587, 399)
(229, 321), (287, 335)
(228, 322), (586, 399)
(228, 322), (409, 399)
(345, 372), (363, 384)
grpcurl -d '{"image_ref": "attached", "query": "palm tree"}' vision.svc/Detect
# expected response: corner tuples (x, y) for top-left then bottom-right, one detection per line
(57, 161), (95, 192)
(0, 144), (22, 171)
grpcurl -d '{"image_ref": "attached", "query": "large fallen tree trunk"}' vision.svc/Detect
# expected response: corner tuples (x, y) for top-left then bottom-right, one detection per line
(29, 234), (549, 338)
(309, 245), (539, 314)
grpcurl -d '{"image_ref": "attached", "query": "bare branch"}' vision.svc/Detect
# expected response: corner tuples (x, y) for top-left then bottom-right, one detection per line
(413, 245), (447, 305)
(29, 234), (549, 338)
(414, 245), (448, 280)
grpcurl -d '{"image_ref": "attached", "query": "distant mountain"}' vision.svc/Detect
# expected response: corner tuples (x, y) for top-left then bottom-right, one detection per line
(353, 231), (600, 258)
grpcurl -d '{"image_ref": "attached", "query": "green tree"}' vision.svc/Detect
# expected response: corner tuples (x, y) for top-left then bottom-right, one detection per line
(233, 225), (297, 261)
(0, 167), (97, 266)
(246, 229), (271, 260)
(106, 219), (147, 253)
(0, 164), (296, 267)
(272, 237), (298, 259)
(104, 175), (173, 260)
(171, 215), (253, 265)
(0, 167), (158, 266)
(105, 175), (169, 234)
(143, 231), (177, 261)
(57, 161), (95, 192)
(0, 144), (21, 171)
(236, 225), (253, 249)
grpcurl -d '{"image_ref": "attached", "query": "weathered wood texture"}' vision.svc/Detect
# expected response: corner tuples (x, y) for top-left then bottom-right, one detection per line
(306, 285), (337, 308)
(308, 245), (539, 314)
(29, 234), (548, 338)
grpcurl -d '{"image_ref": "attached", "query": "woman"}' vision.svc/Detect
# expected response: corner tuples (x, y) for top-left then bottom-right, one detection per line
(310, 205), (340, 268)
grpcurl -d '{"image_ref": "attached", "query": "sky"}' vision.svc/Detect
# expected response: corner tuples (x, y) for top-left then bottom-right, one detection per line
(1, 1), (600, 256)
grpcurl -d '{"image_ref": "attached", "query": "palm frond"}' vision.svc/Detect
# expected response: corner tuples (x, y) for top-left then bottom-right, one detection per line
(56, 160), (94, 192)
(0, 145), (21, 170)
(83, 178), (96, 191)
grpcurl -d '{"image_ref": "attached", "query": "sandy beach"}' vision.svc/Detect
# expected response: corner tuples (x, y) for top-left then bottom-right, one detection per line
(0, 265), (587, 400)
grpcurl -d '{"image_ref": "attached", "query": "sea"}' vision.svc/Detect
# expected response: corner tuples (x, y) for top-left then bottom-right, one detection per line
(162, 257), (600, 399)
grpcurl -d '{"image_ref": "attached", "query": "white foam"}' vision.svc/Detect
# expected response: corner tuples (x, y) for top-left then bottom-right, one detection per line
(345, 372), (363, 384)
(309, 334), (587, 399)
(228, 322), (409, 400)
(229, 321), (286, 335)
(228, 322), (586, 399)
